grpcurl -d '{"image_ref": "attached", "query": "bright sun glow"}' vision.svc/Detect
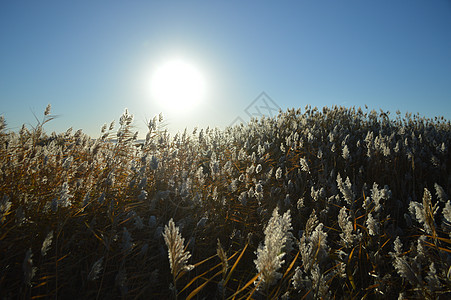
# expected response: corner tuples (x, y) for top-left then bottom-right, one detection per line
(151, 59), (206, 112)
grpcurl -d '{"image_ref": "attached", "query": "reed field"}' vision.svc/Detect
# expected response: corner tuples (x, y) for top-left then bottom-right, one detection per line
(0, 104), (450, 299)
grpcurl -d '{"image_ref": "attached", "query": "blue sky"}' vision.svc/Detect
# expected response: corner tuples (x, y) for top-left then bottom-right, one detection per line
(1, 0), (450, 137)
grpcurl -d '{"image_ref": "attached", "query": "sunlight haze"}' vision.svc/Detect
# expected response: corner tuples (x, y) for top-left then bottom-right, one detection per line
(0, 0), (450, 137)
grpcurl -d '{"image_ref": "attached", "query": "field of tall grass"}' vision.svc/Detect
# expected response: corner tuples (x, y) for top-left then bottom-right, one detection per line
(1, 104), (450, 299)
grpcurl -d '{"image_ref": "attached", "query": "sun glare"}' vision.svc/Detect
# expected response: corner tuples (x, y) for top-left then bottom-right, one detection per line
(150, 59), (206, 112)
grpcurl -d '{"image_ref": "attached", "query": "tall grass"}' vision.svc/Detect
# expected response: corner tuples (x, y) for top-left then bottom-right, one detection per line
(0, 105), (450, 299)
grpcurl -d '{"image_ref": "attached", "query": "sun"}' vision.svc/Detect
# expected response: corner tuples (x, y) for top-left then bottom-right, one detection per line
(150, 59), (206, 112)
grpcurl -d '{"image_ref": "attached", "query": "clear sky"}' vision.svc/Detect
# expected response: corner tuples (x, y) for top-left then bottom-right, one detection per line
(1, 0), (450, 137)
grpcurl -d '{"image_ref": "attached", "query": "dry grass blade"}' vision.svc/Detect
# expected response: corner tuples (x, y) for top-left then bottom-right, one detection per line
(301, 288), (312, 300)
(423, 240), (451, 253)
(373, 236), (391, 258)
(224, 243), (248, 287)
(244, 280), (261, 300)
(84, 221), (108, 248)
(347, 246), (357, 290)
(186, 269), (223, 300)
(268, 251), (300, 299)
(0, 222), (15, 241)
(31, 295), (51, 299)
(179, 261), (222, 294)
(423, 234), (451, 245)
(282, 250), (299, 280)
(192, 252), (219, 268)
(227, 272), (261, 300)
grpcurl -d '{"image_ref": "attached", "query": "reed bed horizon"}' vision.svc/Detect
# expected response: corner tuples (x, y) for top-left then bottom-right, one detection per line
(0, 104), (450, 299)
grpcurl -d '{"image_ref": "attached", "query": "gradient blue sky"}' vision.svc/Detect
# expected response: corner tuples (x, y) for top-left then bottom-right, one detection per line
(1, 0), (450, 137)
